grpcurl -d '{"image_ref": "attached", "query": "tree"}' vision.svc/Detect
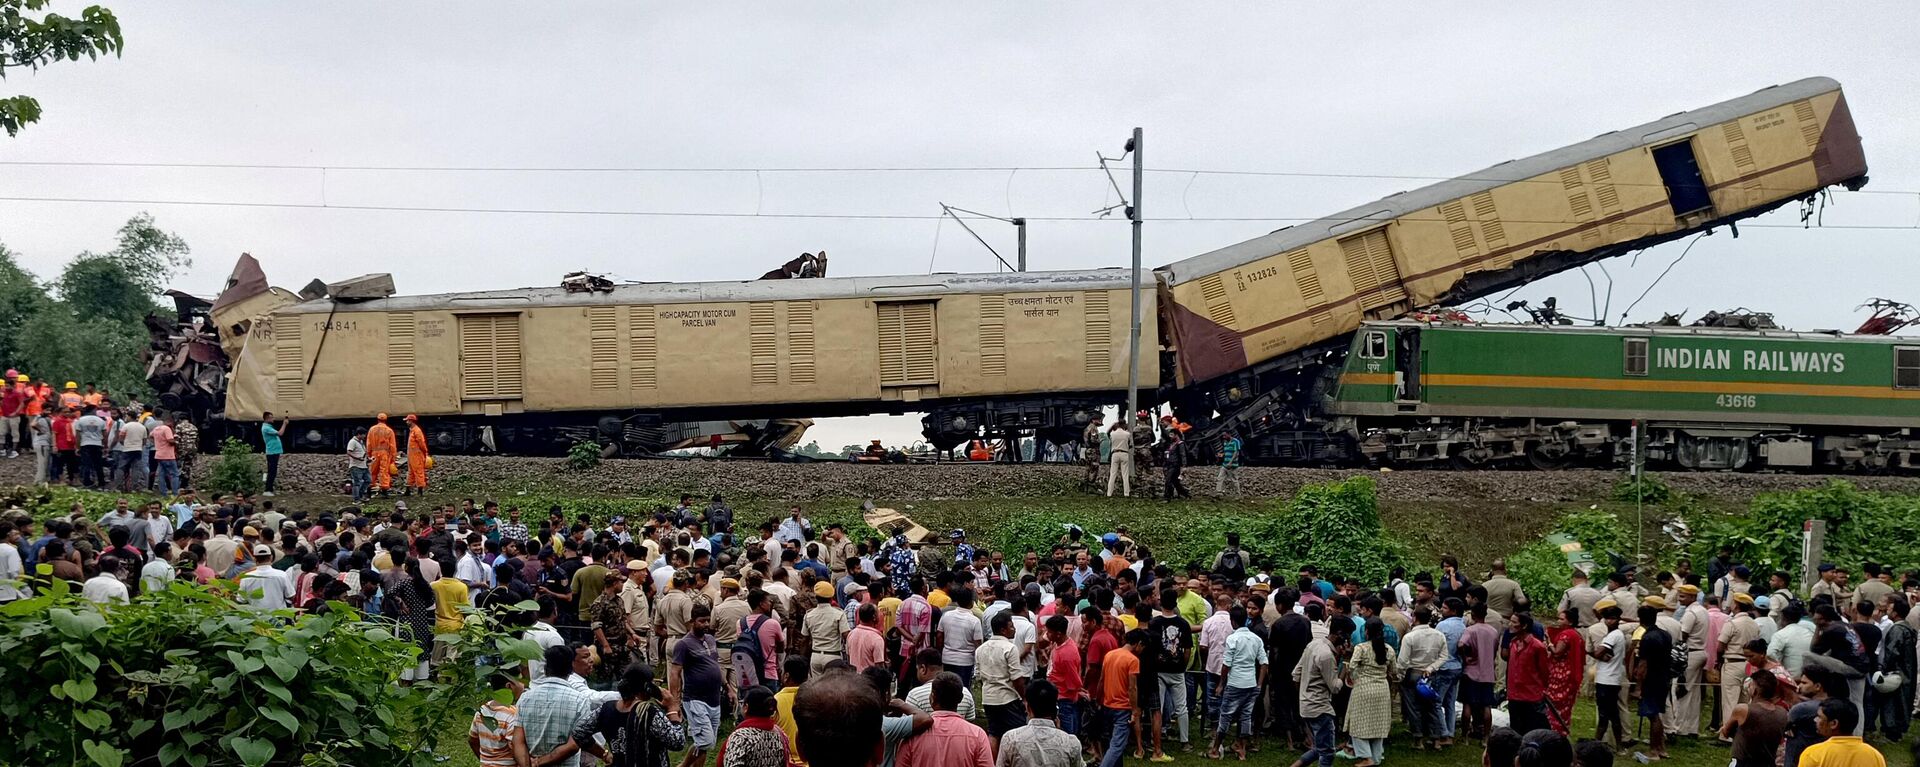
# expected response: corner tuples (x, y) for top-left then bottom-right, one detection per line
(3, 212), (188, 397)
(0, 244), (52, 362)
(0, 0), (123, 136)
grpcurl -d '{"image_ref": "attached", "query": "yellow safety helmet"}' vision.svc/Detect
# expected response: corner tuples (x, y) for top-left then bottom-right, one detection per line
(65, 381), (78, 390)
(13, 374), (26, 383)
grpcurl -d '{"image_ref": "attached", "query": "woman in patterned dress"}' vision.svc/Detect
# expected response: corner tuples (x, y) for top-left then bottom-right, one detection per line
(1343, 617), (1399, 767)
(717, 687), (790, 767)
(391, 556), (439, 685)
(572, 664), (686, 767)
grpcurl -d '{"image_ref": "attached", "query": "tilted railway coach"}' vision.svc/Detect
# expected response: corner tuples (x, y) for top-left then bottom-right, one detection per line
(216, 268), (1155, 454)
(1324, 320), (1920, 472)
(1156, 76), (1867, 461)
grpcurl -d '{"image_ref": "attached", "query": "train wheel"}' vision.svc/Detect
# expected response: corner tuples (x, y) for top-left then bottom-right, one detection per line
(1527, 443), (1571, 470)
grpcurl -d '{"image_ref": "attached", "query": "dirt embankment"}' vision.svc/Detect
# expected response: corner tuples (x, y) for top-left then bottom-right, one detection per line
(96, 453), (1920, 504)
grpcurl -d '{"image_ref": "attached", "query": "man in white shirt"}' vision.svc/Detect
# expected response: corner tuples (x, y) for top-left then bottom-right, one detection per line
(237, 544), (293, 611)
(455, 534), (492, 601)
(0, 520), (26, 602)
(140, 541), (177, 594)
(110, 412), (149, 493)
(775, 507), (812, 545)
(525, 600), (569, 681)
(345, 428), (370, 503)
(84, 556), (132, 604)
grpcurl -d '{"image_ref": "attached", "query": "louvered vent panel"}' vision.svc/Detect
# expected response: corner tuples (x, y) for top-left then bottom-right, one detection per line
(979, 295), (1006, 377)
(387, 313), (417, 397)
(877, 302), (938, 386)
(588, 306), (619, 391)
(788, 302), (816, 384)
(1470, 191), (1511, 270)
(1285, 250), (1324, 304)
(274, 319), (304, 401)
(459, 314), (523, 399)
(274, 320), (303, 374)
(1339, 229), (1405, 310)
(1083, 291), (1111, 375)
(1585, 160), (1621, 214)
(750, 303), (778, 386)
(1559, 168), (1583, 190)
(1196, 274), (1236, 327)
(1793, 100), (1820, 147)
(629, 307), (657, 390)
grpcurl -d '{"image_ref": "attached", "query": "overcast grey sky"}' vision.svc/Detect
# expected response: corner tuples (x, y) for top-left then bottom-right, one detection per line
(3, 3), (1917, 450)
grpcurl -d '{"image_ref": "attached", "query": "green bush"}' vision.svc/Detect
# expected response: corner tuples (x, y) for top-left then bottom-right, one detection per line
(1506, 508), (1635, 610)
(564, 440), (601, 472)
(1611, 475), (1674, 504)
(0, 569), (541, 767)
(205, 437), (263, 496)
(1687, 480), (1920, 575)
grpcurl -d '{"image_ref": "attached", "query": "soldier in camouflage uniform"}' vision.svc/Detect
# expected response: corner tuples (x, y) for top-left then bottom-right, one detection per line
(1081, 412), (1105, 492)
(1131, 410), (1157, 492)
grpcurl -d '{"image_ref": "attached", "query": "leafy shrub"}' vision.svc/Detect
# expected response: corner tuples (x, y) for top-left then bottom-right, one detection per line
(205, 437), (263, 495)
(1687, 480), (1920, 575)
(1611, 475), (1673, 504)
(1506, 508), (1634, 610)
(564, 440), (602, 472)
(1268, 476), (1411, 587)
(0, 569), (539, 767)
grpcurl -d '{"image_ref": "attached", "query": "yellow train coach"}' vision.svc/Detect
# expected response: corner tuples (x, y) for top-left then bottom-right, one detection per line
(1159, 76), (1866, 398)
(220, 268), (1156, 454)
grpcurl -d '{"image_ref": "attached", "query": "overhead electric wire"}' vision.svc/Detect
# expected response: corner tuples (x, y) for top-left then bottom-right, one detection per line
(1, 193), (1918, 230)
(3, 157), (1915, 197)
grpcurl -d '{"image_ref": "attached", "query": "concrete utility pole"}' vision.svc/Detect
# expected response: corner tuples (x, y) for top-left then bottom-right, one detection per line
(1125, 127), (1144, 429)
(1014, 218), (1027, 272)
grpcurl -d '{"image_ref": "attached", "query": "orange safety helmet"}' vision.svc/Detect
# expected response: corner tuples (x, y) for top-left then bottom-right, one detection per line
(376, 412), (388, 421)
(404, 413), (418, 423)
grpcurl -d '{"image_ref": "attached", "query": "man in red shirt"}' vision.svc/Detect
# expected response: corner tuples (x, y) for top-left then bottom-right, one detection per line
(1503, 611), (1553, 735)
(0, 380), (22, 457)
(50, 407), (78, 485)
(1080, 605), (1120, 761)
(1044, 616), (1084, 737)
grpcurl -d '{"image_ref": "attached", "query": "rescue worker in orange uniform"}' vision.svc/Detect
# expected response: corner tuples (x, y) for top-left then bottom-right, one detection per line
(403, 413), (430, 494)
(367, 413), (398, 496)
(59, 382), (84, 410)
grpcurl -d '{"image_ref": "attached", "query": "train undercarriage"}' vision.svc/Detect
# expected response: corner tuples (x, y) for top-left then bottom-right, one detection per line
(1334, 416), (1920, 473)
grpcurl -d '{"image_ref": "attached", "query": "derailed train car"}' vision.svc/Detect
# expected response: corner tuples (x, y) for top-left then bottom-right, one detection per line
(1324, 320), (1920, 471)
(207, 76), (1872, 462)
(1156, 76), (1867, 461)
(215, 267), (1154, 455)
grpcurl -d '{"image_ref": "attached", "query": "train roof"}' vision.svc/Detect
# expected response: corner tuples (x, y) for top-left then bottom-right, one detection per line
(1158, 76), (1845, 285)
(1359, 318), (1914, 346)
(278, 267), (1142, 314)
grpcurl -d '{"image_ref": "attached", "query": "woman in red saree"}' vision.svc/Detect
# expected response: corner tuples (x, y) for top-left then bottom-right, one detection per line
(1544, 606), (1586, 734)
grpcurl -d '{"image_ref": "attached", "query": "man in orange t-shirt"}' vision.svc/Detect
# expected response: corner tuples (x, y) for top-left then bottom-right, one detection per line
(1098, 629), (1146, 767)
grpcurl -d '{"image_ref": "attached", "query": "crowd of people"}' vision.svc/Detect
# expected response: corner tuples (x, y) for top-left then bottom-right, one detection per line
(0, 373), (201, 494)
(1, 486), (1911, 767)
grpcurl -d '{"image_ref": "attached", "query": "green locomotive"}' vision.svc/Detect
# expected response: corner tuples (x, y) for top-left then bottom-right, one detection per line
(1323, 320), (1920, 471)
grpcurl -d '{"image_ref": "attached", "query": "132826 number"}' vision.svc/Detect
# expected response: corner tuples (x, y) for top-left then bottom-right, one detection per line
(1714, 394), (1757, 409)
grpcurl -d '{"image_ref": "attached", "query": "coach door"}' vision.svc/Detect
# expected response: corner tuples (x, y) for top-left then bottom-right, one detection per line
(1394, 327), (1422, 404)
(876, 301), (939, 400)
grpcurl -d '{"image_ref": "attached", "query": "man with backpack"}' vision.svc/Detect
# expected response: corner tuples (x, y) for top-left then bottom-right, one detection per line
(1211, 533), (1248, 585)
(732, 589), (784, 695)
